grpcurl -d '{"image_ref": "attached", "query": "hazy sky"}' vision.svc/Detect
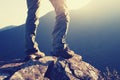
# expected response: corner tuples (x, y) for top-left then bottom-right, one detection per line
(0, 0), (120, 29)
(0, 0), (90, 28)
(0, 0), (27, 28)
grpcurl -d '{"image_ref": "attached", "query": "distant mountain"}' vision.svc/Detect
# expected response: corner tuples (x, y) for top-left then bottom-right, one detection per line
(0, 3), (120, 72)
(0, 12), (55, 61)
(0, 26), (15, 32)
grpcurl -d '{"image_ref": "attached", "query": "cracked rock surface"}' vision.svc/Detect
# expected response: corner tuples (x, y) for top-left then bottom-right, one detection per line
(0, 54), (100, 80)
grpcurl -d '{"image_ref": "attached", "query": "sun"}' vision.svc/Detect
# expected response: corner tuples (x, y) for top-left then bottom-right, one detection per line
(66, 0), (91, 10)
(39, 0), (91, 17)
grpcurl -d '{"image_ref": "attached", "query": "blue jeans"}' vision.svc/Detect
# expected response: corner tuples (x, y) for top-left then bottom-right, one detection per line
(25, 0), (70, 54)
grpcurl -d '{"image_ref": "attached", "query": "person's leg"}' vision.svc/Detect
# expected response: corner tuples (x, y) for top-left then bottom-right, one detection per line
(25, 0), (45, 59)
(50, 0), (75, 58)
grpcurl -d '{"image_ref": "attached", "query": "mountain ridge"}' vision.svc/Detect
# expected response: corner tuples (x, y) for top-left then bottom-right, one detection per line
(0, 8), (120, 72)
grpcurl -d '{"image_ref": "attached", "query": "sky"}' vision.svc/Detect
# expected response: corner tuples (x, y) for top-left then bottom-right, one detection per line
(0, 0), (90, 29)
(0, 0), (120, 29)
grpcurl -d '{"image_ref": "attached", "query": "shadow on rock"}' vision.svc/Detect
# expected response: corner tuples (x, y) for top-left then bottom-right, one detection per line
(0, 54), (101, 80)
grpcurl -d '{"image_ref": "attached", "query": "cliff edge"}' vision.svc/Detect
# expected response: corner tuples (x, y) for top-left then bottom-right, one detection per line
(0, 54), (100, 80)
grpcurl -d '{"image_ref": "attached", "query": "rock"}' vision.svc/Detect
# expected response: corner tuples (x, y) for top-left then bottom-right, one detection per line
(45, 54), (99, 80)
(10, 56), (56, 80)
(0, 54), (100, 80)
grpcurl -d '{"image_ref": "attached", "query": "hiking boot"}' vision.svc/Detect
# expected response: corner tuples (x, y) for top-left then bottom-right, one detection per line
(51, 47), (75, 59)
(24, 51), (45, 61)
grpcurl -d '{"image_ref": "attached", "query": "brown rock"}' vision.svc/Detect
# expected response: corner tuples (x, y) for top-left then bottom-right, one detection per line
(0, 54), (100, 80)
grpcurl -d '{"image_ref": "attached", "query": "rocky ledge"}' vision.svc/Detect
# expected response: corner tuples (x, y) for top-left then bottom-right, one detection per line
(0, 54), (101, 80)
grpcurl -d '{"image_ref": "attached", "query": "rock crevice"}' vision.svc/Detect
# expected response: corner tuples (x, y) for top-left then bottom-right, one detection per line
(0, 54), (100, 80)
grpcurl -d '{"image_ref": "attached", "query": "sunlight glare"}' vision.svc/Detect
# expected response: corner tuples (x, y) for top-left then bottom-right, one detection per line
(0, 0), (91, 28)
(67, 0), (91, 10)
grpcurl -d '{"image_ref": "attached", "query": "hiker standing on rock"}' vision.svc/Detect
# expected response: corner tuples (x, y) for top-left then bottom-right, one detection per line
(25, 0), (75, 61)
